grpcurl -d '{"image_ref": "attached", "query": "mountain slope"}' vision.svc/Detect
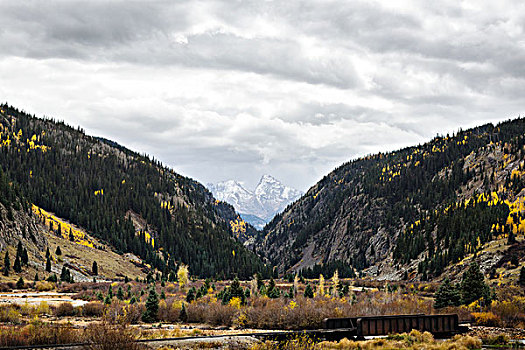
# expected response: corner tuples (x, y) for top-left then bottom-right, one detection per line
(209, 175), (302, 228)
(0, 167), (150, 282)
(258, 117), (525, 281)
(0, 104), (271, 279)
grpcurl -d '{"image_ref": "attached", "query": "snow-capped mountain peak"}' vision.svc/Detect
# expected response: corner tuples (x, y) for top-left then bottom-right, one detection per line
(208, 175), (302, 229)
(207, 180), (259, 214)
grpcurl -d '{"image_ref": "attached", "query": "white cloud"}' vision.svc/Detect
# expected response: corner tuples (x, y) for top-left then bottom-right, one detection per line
(0, 0), (524, 191)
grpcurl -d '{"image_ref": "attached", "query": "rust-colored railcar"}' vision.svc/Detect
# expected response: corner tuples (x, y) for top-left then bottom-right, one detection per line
(324, 314), (460, 337)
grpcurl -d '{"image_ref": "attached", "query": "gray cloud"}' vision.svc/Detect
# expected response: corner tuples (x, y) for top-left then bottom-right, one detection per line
(0, 0), (524, 191)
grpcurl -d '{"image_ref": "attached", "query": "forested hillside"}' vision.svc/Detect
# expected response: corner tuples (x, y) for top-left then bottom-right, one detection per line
(259, 117), (525, 281)
(0, 104), (270, 279)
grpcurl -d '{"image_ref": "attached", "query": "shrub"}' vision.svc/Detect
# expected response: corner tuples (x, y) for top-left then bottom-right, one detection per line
(35, 281), (55, 291)
(482, 334), (509, 346)
(36, 301), (50, 315)
(126, 303), (146, 324)
(157, 299), (182, 323)
(186, 296), (238, 327)
(82, 322), (143, 350)
(84, 302), (104, 317)
(315, 332), (481, 350)
(0, 306), (21, 324)
(451, 334), (483, 349)
(0, 283), (12, 292)
(252, 335), (319, 350)
(471, 312), (501, 327)
(55, 302), (75, 317)
(103, 301), (145, 325)
(0, 323), (81, 346)
(19, 303), (37, 317)
(490, 297), (525, 327)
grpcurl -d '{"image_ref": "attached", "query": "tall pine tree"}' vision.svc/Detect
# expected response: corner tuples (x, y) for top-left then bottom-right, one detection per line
(434, 277), (461, 308)
(460, 262), (492, 305)
(3, 251), (10, 276)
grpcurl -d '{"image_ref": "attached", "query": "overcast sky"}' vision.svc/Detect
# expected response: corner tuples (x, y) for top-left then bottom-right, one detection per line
(1, 1), (524, 191)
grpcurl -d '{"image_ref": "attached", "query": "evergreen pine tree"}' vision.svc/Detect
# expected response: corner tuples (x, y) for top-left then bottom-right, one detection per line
(16, 241), (23, 260)
(186, 287), (196, 303)
(13, 254), (21, 273)
(287, 285), (295, 298)
(266, 278), (280, 298)
(45, 256), (52, 272)
(179, 302), (187, 322)
(21, 248), (28, 266)
(304, 283), (314, 298)
(142, 287), (159, 323)
(434, 277), (461, 308)
(230, 277), (245, 302)
(92, 261), (98, 276)
(47, 274), (57, 282)
(168, 272), (176, 282)
(34, 273), (39, 282)
(45, 247), (50, 259)
(16, 276), (24, 289)
(3, 251), (10, 276)
(117, 286), (124, 300)
(60, 266), (70, 282)
(55, 246), (62, 256)
(461, 262), (491, 305)
(256, 273), (264, 291)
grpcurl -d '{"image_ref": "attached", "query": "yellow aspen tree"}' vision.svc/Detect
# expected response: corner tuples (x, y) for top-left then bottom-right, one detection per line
(177, 264), (189, 290)
(331, 270), (339, 297)
(318, 274), (325, 297)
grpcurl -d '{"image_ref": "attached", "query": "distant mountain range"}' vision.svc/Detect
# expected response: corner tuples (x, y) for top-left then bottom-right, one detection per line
(208, 175), (303, 229)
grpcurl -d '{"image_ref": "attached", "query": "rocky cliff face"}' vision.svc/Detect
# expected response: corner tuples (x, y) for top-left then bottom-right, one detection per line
(257, 118), (525, 281)
(0, 202), (47, 263)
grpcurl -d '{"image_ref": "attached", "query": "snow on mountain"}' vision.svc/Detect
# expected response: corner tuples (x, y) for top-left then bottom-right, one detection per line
(207, 180), (264, 216)
(208, 175), (303, 229)
(255, 175), (303, 218)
